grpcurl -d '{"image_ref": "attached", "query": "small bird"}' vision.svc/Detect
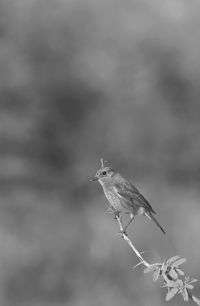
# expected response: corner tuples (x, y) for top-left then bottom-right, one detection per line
(91, 160), (166, 234)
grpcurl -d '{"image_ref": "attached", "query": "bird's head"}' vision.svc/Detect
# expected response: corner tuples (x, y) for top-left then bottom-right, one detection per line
(91, 166), (116, 185)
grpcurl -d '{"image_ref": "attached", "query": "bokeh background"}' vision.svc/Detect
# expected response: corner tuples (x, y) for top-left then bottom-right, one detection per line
(0, 0), (200, 305)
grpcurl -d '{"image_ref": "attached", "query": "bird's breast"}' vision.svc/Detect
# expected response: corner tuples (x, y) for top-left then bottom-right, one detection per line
(103, 186), (122, 211)
(102, 184), (143, 215)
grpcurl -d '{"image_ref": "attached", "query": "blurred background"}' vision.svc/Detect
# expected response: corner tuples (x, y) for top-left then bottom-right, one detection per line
(0, 0), (200, 305)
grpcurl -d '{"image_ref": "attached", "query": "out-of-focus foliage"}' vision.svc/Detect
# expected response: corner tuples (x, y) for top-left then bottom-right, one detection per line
(0, 0), (200, 305)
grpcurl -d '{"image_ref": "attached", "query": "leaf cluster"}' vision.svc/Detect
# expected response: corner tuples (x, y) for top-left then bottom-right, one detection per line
(144, 256), (197, 302)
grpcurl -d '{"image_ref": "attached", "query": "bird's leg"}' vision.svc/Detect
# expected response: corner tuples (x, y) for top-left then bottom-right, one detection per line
(107, 210), (127, 235)
(113, 210), (120, 220)
(124, 213), (135, 232)
(106, 207), (119, 220)
(113, 212), (128, 235)
(108, 211), (127, 235)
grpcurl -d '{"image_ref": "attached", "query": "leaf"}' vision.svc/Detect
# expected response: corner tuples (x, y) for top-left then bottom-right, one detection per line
(181, 288), (189, 302)
(163, 279), (176, 288)
(190, 278), (198, 283)
(143, 264), (160, 274)
(166, 288), (179, 301)
(167, 255), (180, 265)
(175, 268), (184, 276)
(161, 261), (167, 274)
(172, 258), (187, 268)
(168, 268), (178, 279)
(185, 277), (198, 289)
(186, 283), (194, 290)
(175, 279), (183, 289)
(184, 276), (189, 283)
(153, 268), (160, 282)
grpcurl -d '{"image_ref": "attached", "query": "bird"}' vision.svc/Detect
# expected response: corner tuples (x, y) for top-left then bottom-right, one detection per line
(91, 160), (166, 234)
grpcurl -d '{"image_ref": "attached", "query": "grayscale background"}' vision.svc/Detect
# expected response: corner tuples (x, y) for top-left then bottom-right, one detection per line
(0, 0), (200, 305)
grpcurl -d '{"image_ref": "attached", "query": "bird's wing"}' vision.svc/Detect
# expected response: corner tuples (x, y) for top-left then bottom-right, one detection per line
(114, 181), (156, 214)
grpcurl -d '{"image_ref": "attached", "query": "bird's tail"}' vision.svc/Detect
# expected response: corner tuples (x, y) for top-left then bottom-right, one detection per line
(145, 212), (166, 234)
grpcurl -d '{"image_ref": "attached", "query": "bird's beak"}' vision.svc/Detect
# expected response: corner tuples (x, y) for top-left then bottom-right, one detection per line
(90, 176), (98, 182)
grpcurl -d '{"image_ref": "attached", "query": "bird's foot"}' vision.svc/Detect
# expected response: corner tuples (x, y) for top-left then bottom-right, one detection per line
(115, 228), (127, 237)
(113, 211), (120, 219)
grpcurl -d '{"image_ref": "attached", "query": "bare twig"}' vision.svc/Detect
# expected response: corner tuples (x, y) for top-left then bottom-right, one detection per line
(100, 158), (107, 168)
(188, 291), (200, 305)
(115, 213), (150, 267)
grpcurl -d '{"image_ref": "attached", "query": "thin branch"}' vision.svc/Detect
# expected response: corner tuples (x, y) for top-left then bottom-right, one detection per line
(114, 213), (200, 306)
(188, 291), (200, 305)
(100, 158), (107, 168)
(115, 214), (150, 268)
(100, 158), (104, 168)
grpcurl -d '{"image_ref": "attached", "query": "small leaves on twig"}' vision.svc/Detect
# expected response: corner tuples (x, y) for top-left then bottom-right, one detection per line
(166, 255), (181, 265)
(171, 257), (187, 269)
(165, 276), (197, 302)
(144, 263), (162, 274)
(112, 212), (200, 305)
(143, 262), (163, 282)
(166, 286), (179, 301)
(143, 255), (198, 303)
(184, 277), (198, 290)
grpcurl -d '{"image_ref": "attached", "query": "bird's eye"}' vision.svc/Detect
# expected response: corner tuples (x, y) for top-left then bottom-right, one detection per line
(102, 171), (107, 175)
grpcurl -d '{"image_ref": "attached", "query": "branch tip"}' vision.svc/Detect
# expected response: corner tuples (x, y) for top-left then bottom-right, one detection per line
(100, 158), (108, 168)
(108, 207), (200, 304)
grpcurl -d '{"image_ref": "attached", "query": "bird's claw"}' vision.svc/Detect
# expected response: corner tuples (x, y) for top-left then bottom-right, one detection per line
(113, 211), (120, 219)
(115, 229), (127, 237)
